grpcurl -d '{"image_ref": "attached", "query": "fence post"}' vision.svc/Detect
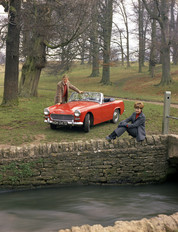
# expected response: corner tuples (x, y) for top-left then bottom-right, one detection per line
(162, 91), (171, 135)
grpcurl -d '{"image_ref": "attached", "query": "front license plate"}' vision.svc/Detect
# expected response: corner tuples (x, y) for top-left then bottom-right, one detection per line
(58, 121), (68, 125)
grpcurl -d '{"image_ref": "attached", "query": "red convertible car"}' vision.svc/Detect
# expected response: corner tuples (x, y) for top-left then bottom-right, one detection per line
(44, 92), (124, 132)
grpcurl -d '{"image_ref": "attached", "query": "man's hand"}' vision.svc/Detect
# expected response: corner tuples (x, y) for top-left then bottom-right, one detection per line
(57, 103), (61, 105)
(79, 91), (83, 94)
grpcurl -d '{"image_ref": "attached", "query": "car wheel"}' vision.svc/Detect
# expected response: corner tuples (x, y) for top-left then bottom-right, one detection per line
(50, 124), (57, 130)
(83, 113), (90, 132)
(111, 109), (119, 124)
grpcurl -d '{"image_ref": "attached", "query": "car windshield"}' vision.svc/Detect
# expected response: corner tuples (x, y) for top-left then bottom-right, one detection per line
(69, 92), (103, 104)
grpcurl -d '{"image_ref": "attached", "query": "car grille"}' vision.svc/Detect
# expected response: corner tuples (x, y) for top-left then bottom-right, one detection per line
(50, 114), (74, 121)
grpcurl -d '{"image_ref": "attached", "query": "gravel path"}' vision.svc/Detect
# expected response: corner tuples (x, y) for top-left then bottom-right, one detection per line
(116, 97), (178, 109)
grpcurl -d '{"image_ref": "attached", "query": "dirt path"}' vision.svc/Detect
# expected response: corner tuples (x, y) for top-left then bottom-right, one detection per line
(116, 97), (178, 109)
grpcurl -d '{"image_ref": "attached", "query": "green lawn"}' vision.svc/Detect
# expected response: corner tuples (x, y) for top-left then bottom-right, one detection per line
(0, 62), (177, 146)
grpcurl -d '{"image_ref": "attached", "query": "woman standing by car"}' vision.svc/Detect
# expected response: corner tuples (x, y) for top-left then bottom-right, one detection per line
(54, 74), (83, 104)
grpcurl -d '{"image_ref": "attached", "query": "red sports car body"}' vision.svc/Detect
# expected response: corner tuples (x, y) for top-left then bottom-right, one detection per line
(44, 92), (124, 132)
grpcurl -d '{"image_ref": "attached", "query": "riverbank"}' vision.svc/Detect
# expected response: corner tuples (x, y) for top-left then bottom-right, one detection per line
(59, 212), (178, 232)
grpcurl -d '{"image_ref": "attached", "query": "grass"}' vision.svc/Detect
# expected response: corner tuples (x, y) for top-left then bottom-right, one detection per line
(0, 62), (178, 147)
(62, 62), (178, 103)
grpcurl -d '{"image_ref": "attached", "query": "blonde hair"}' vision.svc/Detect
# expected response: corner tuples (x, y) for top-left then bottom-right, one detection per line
(134, 101), (144, 109)
(62, 74), (69, 80)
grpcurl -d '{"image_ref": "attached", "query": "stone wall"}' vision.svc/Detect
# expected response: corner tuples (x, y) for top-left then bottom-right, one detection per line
(0, 135), (174, 189)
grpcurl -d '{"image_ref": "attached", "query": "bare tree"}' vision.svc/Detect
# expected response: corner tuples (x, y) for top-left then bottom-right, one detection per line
(132, 0), (150, 73)
(112, 23), (125, 66)
(138, 0), (144, 72)
(19, 0), (94, 97)
(117, 0), (130, 67)
(1, 0), (21, 106)
(142, 0), (172, 85)
(89, 0), (100, 77)
(19, 1), (51, 97)
(100, 0), (114, 85)
(170, 0), (178, 65)
(149, 1), (158, 78)
(0, 13), (7, 51)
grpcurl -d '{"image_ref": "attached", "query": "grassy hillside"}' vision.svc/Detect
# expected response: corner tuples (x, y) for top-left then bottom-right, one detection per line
(0, 62), (177, 146)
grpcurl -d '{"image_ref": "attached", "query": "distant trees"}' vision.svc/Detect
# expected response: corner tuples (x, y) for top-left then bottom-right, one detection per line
(128, 0), (178, 83)
(0, 13), (7, 51)
(117, 0), (130, 68)
(0, 0), (178, 107)
(142, 0), (173, 85)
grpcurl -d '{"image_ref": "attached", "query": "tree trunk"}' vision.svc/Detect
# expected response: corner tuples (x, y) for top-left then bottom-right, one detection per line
(100, 0), (113, 85)
(142, 0), (172, 85)
(172, 14), (178, 65)
(160, 29), (172, 85)
(80, 38), (86, 65)
(89, 0), (100, 77)
(149, 8), (157, 78)
(2, 0), (21, 106)
(101, 51), (111, 84)
(149, 20), (156, 78)
(170, 0), (178, 65)
(19, 38), (46, 97)
(125, 11), (130, 68)
(90, 41), (100, 77)
(118, 0), (130, 67)
(87, 41), (92, 65)
(119, 31), (124, 66)
(138, 0), (144, 73)
(159, 0), (172, 85)
(113, 23), (124, 66)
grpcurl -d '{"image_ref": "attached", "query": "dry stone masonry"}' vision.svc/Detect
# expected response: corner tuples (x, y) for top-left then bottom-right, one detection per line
(0, 135), (177, 189)
(58, 212), (178, 232)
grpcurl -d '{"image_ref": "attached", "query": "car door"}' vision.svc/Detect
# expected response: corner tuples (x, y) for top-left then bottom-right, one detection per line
(100, 100), (114, 122)
(92, 100), (114, 125)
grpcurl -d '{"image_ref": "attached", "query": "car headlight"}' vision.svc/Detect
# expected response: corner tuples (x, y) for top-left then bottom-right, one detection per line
(44, 108), (50, 115)
(74, 110), (81, 117)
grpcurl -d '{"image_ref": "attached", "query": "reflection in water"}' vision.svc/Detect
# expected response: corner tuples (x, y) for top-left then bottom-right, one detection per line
(0, 182), (178, 232)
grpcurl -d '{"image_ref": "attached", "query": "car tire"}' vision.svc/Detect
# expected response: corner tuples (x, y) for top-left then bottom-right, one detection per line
(83, 113), (90, 132)
(111, 109), (119, 124)
(50, 124), (57, 130)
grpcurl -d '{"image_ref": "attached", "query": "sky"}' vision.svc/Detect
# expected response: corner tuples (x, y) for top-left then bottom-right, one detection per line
(0, 6), (6, 15)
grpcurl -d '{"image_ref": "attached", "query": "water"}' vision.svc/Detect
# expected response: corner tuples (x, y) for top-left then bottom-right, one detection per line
(0, 181), (178, 232)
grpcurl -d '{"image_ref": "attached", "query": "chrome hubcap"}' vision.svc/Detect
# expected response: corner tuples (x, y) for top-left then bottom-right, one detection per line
(113, 112), (118, 121)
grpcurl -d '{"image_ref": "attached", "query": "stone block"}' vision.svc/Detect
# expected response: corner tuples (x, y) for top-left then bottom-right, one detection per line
(145, 136), (155, 145)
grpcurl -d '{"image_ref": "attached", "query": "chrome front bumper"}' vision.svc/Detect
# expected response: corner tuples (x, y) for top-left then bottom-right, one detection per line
(44, 118), (83, 126)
